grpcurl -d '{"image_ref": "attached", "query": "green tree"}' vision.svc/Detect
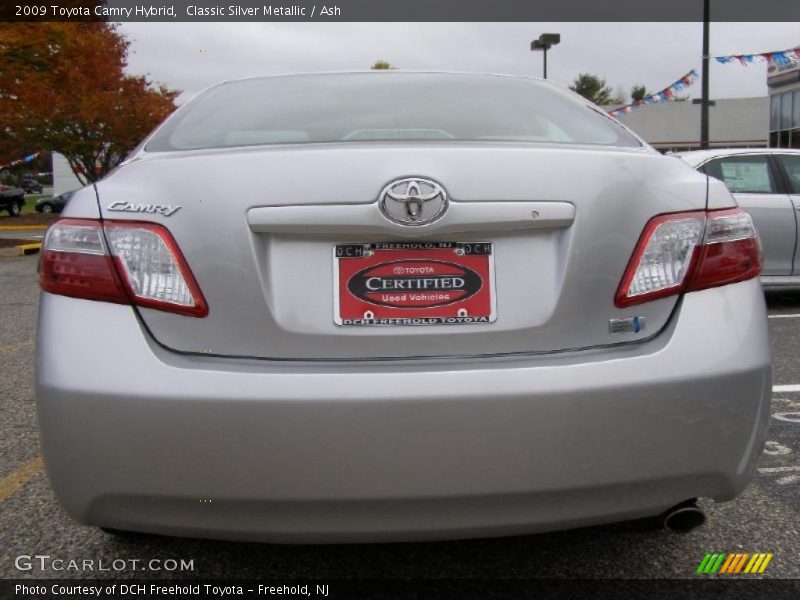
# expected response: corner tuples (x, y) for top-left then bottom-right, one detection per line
(570, 73), (612, 105)
(371, 60), (395, 70)
(631, 84), (648, 103)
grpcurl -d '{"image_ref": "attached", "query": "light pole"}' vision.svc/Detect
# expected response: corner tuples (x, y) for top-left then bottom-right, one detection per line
(700, 0), (710, 149)
(531, 33), (561, 79)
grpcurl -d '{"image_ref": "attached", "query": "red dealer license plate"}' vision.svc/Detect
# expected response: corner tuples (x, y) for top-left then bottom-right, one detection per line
(334, 242), (496, 326)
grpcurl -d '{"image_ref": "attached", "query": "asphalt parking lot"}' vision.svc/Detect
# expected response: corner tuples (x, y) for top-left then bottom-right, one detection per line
(1, 253), (798, 581)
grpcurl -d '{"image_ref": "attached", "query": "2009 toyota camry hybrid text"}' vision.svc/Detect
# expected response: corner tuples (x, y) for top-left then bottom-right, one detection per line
(35, 72), (771, 543)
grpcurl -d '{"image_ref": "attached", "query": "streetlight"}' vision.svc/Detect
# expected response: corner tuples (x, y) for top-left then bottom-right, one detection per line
(530, 33), (561, 79)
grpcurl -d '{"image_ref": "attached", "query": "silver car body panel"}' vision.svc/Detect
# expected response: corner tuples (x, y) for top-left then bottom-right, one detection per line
(36, 280), (771, 542)
(89, 143), (712, 360)
(761, 275), (800, 286)
(58, 185), (100, 218)
(732, 192), (795, 275)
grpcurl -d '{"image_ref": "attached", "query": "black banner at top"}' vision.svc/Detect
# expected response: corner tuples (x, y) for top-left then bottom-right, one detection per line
(2, 0), (800, 22)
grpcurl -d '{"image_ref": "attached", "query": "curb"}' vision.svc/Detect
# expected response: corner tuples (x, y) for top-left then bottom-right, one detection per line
(17, 242), (42, 256)
(0, 225), (49, 231)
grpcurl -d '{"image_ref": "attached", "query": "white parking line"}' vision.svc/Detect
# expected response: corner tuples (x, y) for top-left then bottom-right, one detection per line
(773, 385), (800, 393)
(777, 475), (800, 485)
(773, 398), (800, 410)
(754, 466), (799, 485)
(757, 466), (800, 473)
(774, 412), (800, 423)
(763, 441), (792, 455)
(768, 313), (800, 319)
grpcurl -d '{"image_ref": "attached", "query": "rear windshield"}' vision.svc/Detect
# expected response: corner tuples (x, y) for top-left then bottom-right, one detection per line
(146, 73), (642, 151)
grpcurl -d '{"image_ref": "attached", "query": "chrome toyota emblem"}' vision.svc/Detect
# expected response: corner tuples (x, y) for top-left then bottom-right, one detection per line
(379, 177), (448, 226)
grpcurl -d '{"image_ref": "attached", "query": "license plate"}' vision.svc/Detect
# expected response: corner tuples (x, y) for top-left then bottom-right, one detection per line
(333, 242), (496, 326)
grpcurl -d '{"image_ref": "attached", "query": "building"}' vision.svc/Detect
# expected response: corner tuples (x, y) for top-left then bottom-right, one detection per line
(610, 97), (768, 153)
(768, 60), (800, 148)
(52, 152), (84, 195)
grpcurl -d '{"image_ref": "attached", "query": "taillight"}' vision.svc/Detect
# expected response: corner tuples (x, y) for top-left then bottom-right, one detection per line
(40, 218), (208, 317)
(615, 208), (761, 308)
(104, 221), (208, 316)
(39, 219), (129, 304)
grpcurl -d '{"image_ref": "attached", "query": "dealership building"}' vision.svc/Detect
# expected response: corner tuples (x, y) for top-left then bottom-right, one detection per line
(768, 60), (800, 148)
(611, 96), (768, 152)
(612, 59), (800, 152)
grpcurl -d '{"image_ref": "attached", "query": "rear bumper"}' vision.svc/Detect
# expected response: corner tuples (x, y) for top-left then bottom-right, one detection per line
(35, 279), (772, 542)
(761, 275), (800, 288)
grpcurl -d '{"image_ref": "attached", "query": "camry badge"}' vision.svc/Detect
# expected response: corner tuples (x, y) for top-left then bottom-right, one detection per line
(107, 201), (181, 217)
(379, 177), (448, 226)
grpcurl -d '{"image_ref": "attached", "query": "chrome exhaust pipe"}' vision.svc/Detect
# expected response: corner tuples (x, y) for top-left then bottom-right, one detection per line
(661, 499), (706, 533)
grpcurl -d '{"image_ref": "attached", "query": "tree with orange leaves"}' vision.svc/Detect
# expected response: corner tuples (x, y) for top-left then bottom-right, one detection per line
(0, 22), (178, 184)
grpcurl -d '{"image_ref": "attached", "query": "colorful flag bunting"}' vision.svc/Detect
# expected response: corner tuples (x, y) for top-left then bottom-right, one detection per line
(0, 151), (41, 170)
(609, 46), (800, 118)
(608, 70), (699, 118)
(714, 46), (800, 67)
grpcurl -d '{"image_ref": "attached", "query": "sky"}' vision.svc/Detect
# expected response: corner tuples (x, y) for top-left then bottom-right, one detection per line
(118, 22), (799, 104)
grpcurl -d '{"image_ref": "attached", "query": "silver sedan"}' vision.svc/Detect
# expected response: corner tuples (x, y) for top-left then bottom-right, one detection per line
(35, 72), (771, 542)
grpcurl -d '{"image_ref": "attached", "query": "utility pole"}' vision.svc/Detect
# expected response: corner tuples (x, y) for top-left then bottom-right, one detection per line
(700, 0), (710, 149)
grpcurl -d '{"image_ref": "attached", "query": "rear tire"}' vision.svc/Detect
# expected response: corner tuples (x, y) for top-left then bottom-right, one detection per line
(8, 202), (21, 217)
(40, 203), (53, 213)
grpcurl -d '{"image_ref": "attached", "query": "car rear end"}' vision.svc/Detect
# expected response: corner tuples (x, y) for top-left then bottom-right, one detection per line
(35, 73), (771, 542)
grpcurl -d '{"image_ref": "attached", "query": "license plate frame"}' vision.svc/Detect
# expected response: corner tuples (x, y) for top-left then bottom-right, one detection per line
(333, 242), (496, 326)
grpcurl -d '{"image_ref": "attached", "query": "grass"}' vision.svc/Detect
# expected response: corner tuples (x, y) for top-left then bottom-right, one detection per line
(20, 194), (48, 215)
(0, 194), (57, 226)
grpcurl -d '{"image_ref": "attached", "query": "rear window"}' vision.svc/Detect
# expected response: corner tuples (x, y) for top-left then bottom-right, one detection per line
(146, 73), (641, 151)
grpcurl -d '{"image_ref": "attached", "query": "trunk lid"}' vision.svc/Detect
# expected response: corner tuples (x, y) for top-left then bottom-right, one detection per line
(96, 143), (708, 360)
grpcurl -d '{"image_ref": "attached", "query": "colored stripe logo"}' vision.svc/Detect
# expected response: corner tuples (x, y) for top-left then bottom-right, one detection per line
(696, 553), (773, 574)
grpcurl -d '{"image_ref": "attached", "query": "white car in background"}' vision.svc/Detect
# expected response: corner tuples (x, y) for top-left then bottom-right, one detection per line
(676, 148), (800, 286)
